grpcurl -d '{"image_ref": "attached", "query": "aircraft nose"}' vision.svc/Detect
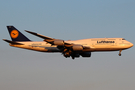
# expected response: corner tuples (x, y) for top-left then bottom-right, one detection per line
(130, 43), (134, 47)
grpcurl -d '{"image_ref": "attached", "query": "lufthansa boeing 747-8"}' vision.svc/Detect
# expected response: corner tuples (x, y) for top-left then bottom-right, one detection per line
(3, 26), (133, 59)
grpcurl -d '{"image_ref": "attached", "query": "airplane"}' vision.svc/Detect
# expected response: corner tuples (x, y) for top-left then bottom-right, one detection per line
(3, 26), (133, 59)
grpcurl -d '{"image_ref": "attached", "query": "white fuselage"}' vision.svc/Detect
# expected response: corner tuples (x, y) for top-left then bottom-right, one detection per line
(10, 38), (133, 52)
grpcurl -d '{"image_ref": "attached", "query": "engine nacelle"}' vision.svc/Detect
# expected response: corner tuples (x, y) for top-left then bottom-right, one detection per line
(53, 40), (64, 46)
(72, 53), (80, 57)
(72, 45), (83, 51)
(80, 52), (91, 57)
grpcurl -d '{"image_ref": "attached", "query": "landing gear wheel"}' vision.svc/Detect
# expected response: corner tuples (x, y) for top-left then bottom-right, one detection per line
(71, 56), (75, 59)
(119, 54), (121, 56)
(118, 50), (122, 56)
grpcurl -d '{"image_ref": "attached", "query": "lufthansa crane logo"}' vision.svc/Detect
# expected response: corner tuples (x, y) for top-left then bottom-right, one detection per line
(10, 30), (19, 38)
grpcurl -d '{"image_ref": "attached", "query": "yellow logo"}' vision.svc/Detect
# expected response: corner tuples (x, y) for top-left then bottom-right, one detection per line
(10, 30), (19, 38)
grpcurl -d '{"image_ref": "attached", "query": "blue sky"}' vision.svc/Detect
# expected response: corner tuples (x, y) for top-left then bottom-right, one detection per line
(0, 0), (135, 90)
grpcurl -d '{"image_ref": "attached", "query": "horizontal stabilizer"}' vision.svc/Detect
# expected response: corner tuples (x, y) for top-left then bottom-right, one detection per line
(3, 39), (24, 45)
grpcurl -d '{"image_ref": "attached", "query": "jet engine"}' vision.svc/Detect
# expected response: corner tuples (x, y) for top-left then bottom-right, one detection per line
(53, 40), (64, 46)
(72, 45), (83, 51)
(80, 52), (91, 57)
(71, 53), (80, 57)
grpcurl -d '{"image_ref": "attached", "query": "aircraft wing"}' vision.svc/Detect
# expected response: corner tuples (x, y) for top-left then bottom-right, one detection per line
(25, 30), (90, 49)
(25, 30), (54, 40)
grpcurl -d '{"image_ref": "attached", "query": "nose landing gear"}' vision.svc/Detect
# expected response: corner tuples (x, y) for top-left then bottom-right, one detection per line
(118, 50), (122, 56)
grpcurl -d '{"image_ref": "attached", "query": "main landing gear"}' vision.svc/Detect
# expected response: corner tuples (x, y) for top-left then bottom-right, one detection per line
(118, 50), (122, 56)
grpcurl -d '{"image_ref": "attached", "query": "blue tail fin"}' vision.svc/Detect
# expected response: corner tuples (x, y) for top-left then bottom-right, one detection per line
(7, 26), (31, 41)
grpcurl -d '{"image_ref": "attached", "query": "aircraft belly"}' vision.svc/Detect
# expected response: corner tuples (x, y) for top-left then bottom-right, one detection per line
(45, 47), (61, 52)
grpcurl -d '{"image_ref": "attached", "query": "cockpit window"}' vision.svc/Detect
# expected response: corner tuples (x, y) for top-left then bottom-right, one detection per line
(122, 38), (126, 40)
